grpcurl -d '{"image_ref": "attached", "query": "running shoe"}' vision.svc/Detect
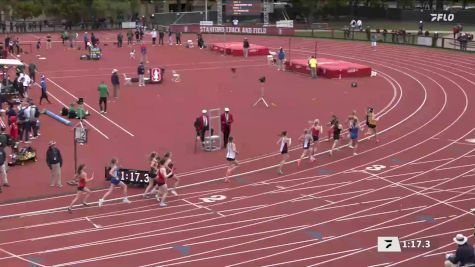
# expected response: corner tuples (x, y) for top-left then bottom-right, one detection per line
(67, 207), (72, 213)
(171, 189), (178, 196)
(98, 198), (104, 207)
(123, 198), (131, 204)
(82, 202), (89, 207)
(159, 202), (167, 207)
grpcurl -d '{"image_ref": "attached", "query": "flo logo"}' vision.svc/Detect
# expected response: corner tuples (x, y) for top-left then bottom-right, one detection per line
(430, 13), (455, 22)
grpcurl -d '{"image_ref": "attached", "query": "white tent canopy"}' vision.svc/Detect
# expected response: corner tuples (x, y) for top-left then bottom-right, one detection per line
(0, 59), (23, 66)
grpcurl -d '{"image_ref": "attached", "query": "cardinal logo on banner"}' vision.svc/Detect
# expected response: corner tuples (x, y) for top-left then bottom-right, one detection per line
(150, 68), (162, 83)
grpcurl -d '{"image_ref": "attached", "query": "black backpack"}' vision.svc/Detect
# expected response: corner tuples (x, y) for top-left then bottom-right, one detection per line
(34, 106), (40, 118)
(18, 108), (26, 121)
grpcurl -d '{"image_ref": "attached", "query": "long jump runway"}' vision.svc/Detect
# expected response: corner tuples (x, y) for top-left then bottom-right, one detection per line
(0, 34), (475, 266)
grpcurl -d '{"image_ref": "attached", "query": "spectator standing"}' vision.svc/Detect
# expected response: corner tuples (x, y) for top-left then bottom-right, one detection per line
(28, 62), (37, 82)
(418, 20), (423, 32)
(83, 32), (89, 50)
(175, 31), (182, 45)
(36, 38), (41, 50)
(140, 43), (148, 63)
(197, 33), (205, 49)
(18, 102), (31, 143)
(135, 28), (140, 43)
(159, 30), (164, 45)
(151, 29), (157, 45)
(168, 29), (173, 45)
(445, 234), (475, 267)
(0, 126), (12, 152)
(117, 32), (123, 48)
(220, 108), (234, 148)
(46, 141), (63, 187)
(111, 69), (120, 99)
(243, 38), (250, 58)
(371, 33), (377, 50)
(277, 47), (285, 71)
(22, 72), (31, 98)
(127, 30), (133, 45)
(0, 144), (8, 191)
(39, 75), (51, 104)
(28, 102), (39, 139)
(139, 27), (144, 41)
(308, 56), (318, 79)
(46, 34), (52, 49)
(98, 81), (109, 113)
(137, 62), (145, 87)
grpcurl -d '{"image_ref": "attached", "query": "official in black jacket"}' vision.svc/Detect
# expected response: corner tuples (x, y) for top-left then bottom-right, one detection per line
(111, 69), (120, 99)
(445, 234), (475, 267)
(46, 141), (63, 187)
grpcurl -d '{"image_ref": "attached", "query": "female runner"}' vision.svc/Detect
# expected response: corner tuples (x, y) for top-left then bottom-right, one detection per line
(98, 157), (131, 207)
(143, 152), (159, 198)
(155, 159), (173, 207)
(276, 131), (291, 175)
(224, 136), (239, 182)
(68, 164), (94, 213)
(329, 124), (343, 156)
(348, 118), (360, 155)
(310, 119), (322, 160)
(163, 152), (180, 196)
(365, 107), (379, 142)
(297, 129), (313, 166)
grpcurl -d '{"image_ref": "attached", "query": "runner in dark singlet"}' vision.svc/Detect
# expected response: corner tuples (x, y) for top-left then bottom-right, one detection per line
(143, 151), (159, 198)
(327, 115), (338, 142)
(277, 131), (291, 175)
(68, 164), (94, 213)
(329, 124), (343, 156)
(310, 119), (322, 160)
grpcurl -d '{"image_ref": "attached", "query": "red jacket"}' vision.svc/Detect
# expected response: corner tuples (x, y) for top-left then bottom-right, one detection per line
(196, 115), (210, 131)
(9, 116), (19, 141)
(220, 113), (234, 131)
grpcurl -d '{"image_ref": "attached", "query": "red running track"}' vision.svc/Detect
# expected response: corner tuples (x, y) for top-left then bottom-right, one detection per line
(0, 32), (475, 267)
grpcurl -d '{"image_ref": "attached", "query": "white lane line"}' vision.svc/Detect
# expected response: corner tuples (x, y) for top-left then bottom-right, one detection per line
(361, 197), (401, 204)
(0, 247), (47, 267)
(84, 217), (101, 229)
(362, 170), (473, 216)
(368, 263), (392, 267)
(364, 216), (447, 232)
(336, 206), (427, 222)
(46, 78), (134, 137)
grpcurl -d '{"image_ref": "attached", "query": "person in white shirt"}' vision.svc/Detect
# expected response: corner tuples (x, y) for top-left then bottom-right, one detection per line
(151, 29), (157, 45)
(356, 19), (363, 31)
(22, 73), (31, 98)
(232, 18), (238, 26)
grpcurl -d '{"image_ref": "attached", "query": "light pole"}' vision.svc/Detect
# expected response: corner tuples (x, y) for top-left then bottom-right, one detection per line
(205, 0), (208, 21)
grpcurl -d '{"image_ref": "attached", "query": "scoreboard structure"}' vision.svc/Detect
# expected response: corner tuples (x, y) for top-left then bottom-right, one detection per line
(226, 0), (262, 16)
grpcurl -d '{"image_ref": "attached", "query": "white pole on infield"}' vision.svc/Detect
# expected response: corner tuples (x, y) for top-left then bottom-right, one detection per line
(205, 0), (208, 21)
